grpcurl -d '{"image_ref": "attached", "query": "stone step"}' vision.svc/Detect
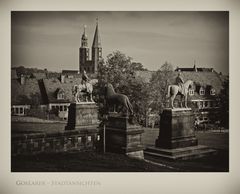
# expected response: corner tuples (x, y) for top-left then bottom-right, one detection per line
(144, 146), (217, 160)
(145, 145), (211, 156)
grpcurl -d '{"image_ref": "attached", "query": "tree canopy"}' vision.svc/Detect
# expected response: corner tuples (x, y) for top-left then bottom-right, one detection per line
(149, 62), (174, 113)
(97, 51), (150, 123)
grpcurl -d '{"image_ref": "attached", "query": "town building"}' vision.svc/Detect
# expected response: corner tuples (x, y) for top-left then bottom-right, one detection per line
(11, 74), (43, 116)
(135, 65), (226, 127)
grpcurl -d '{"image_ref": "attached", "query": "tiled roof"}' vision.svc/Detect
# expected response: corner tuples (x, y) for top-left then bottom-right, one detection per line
(11, 78), (43, 105)
(175, 67), (214, 72)
(42, 78), (83, 103)
(171, 71), (223, 94)
(135, 70), (224, 96)
(62, 70), (79, 75)
(32, 72), (47, 79)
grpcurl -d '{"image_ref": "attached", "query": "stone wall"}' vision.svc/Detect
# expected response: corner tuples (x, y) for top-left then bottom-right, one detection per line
(12, 129), (102, 155)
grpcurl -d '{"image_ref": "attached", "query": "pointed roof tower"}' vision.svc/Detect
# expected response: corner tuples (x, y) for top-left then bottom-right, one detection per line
(81, 25), (88, 47)
(92, 18), (101, 48)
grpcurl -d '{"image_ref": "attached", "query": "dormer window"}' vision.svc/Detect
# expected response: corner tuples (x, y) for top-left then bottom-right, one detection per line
(189, 89), (194, 96)
(210, 88), (216, 95)
(199, 87), (205, 95)
(56, 89), (65, 100)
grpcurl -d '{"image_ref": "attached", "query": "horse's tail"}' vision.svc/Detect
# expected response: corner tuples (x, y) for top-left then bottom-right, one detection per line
(166, 85), (171, 98)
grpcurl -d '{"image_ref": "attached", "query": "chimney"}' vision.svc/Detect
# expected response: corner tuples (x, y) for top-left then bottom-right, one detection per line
(20, 74), (25, 85)
(193, 60), (197, 72)
(60, 74), (65, 83)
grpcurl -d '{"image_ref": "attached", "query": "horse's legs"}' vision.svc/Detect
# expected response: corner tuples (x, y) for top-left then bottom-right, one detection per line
(180, 95), (183, 108)
(90, 93), (93, 102)
(75, 93), (79, 103)
(184, 95), (188, 108)
(77, 92), (80, 103)
(170, 96), (174, 109)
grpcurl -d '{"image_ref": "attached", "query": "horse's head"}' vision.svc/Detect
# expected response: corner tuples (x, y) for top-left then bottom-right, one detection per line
(89, 79), (98, 85)
(185, 80), (194, 89)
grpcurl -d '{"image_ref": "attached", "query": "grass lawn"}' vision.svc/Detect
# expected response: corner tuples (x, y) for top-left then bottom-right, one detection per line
(11, 122), (229, 172)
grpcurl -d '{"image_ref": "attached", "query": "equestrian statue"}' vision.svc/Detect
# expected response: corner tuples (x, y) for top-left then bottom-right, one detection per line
(105, 83), (133, 116)
(72, 70), (97, 103)
(166, 72), (194, 109)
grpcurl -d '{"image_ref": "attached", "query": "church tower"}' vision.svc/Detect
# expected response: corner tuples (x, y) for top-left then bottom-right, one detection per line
(91, 19), (102, 73)
(79, 25), (89, 73)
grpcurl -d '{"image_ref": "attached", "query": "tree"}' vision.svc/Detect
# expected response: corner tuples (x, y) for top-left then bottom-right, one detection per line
(149, 62), (174, 113)
(131, 62), (148, 71)
(97, 51), (151, 123)
(219, 78), (229, 128)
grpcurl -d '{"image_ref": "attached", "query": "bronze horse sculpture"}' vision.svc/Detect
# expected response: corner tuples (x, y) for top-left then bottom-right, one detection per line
(105, 83), (133, 115)
(166, 80), (194, 109)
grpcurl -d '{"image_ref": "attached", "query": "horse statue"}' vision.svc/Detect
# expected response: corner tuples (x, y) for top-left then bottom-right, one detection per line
(166, 80), (194, 109)
(73, 80), (97, 103)
(105, 83), (133, 115)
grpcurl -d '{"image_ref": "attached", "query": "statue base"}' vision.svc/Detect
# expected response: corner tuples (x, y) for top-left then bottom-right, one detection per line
(155, 108), (197, 149)
(105, 113), (144, 160)
(144, 108), (216, 160)
(65, 103), (99, 132)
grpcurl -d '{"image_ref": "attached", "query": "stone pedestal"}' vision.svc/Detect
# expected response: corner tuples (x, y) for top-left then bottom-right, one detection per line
(105, 113), (144, 160)
(145, 108), (216, 160)
(65, 103), (99, 132)
(155, 108), (198, 149)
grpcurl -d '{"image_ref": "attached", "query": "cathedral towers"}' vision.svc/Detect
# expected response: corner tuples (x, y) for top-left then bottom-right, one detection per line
(79, 20), (102, 74)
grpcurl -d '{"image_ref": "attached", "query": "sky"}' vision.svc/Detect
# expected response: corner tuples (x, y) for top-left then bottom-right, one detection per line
(11, 11), (229, 74)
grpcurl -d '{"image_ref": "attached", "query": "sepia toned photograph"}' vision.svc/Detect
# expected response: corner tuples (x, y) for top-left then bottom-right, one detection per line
(11, 11), (229, 172)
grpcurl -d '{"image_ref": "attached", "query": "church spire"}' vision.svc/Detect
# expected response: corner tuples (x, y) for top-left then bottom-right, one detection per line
(81, 25), (88, 47)
(92, 18), (101, 48)
(91, 18), (102, 73)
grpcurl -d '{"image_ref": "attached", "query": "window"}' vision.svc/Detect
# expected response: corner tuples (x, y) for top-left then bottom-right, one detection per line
(210, 89), (216, 95)
(64, 106), (67, 111)
(19, 107), (23, 114)
(204, 101), (208, 107)
(97, 135), (100, 141)
(77, 137), (82, 143)
(198, 101), (204, 109)
(87, 136), (92, 142)
(200, 88), (205, 95)
(189, 89), (194, 96)
(57, 92), (64, 100)
(210, 101), (213, 107)
(60, 106), (63, 111)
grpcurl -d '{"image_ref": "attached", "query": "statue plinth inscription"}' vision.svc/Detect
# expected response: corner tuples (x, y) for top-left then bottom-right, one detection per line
(65, 103), (99, 131)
